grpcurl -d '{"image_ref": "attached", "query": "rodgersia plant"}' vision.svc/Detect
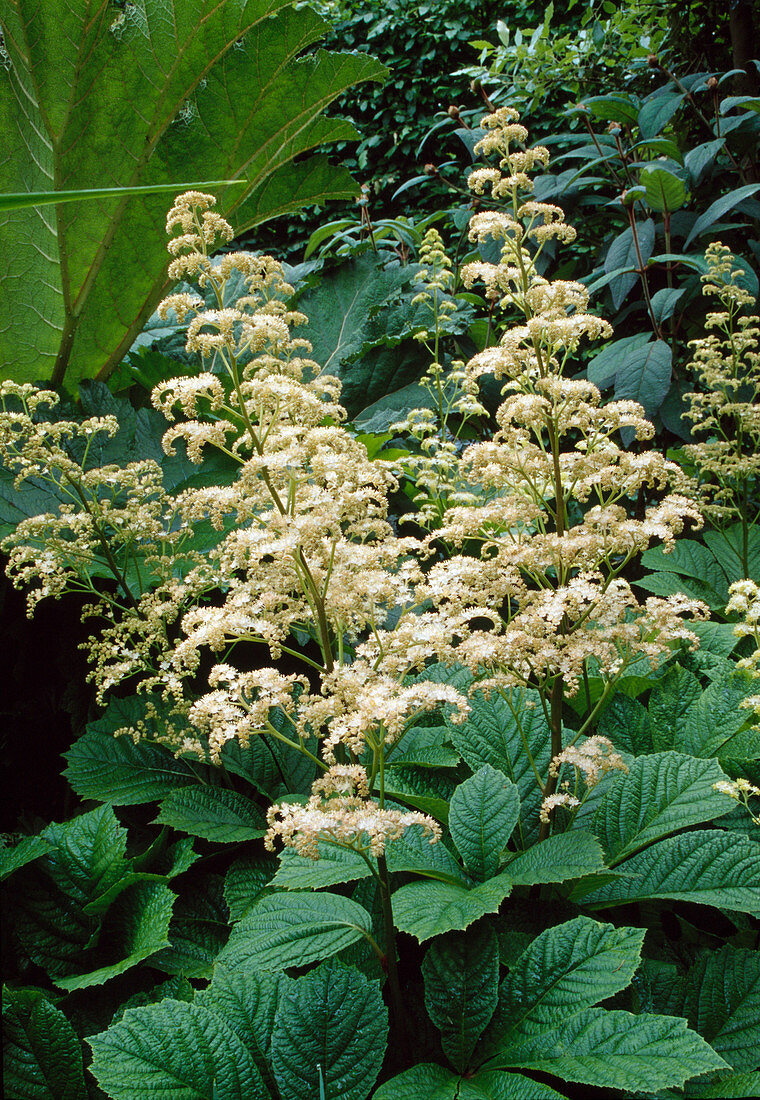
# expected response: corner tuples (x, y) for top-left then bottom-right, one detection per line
(4, 113), (758, 1100)
(682, 242), (760, 573)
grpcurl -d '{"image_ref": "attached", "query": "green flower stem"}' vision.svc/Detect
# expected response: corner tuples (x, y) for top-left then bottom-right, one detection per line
(376, 853), (408, 1056)
(263, 720), (327, 773)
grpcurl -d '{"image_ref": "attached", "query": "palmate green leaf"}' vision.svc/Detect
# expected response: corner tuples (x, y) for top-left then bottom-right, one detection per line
(593, 752), (736, 864)
(503, 830), (606, 886)
(271, 961), (387, 1100)
(391, 873), (513, 942)
(639, 538), (733, 609)
(197, 966), (289, 1096)
(422, 925), (500, 1072)
(449, 766), (520, 881)
(154, 786), (267, 842)
(295, 253), (470, 420)
(220, 714), (318, 798)
(2, 986), (88, 1100)
(476, 918), (725, 1090)
(272, 827), (469, 893)
(217, 891), (373, 970)
(483, 1007), (726, 1092)
(579, 829), (760, 912)
(0, 836), (52, 880)
(481, 917), (645, 1053)
(446, 687), (551, 847)
(41, 804), (129, 912)
(0, 1), (386, 389)
(88, 1000), (266, 1100)
(373, 1064), (568, 1099)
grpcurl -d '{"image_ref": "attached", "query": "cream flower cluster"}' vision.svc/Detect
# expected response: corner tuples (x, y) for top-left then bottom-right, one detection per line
(682, 242), (760, 522)
(1, 118), (713, 850)
(265, 766), (441, 859)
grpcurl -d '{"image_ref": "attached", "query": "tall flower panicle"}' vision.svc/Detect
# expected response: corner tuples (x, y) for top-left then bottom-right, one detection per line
(1, 116), (711, 849)
(682, 242), (760, 527)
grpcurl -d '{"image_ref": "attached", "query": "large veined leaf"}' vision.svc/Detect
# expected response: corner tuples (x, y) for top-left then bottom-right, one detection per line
(678, 674), (759, 760)
(648, 665), (706, 751)
(481, 917), (645, 1051)
(55, 881), (175, 991)
(223, 855), (277, 920)
(684, 183), (760, 248)
(593, 752), (736, 864)
(383, 763), (456, 821)
(40, 803), (129, 911)
(641, 164), (689, 212)
(449, 766), (520, 881)
(638, 91), (686, 139)
(64, 726), (198, 805)
(638, 523), (760, 609)
(446, 688), (551, 847)
(672, 948), (760, 1072)
(271, 961), (388, 1100)
(391, 874), (513, 942)
(373, 1064), (568, 1099)
(579, 829), (760, 912)
(385, 825), (469, 884)
(217, 891), (373, 970)
(602, 219), (655, 309)
(482, 1007), (726, 1092)
(272, 827), (469, 892)
(477, 917), (725, 1090)
(273, 842), (371, 890)
(295, 252), (471, 420)
(688, 1070), (760, 1098)
(154, 786), (267, 842)
(197, 966), (288, 1095)
(150, 882), (229, 979)
(10, 805), (179, 987)
(114, 976), (194, 1022)
(2, 987), (88, 1100)
(503, 830), (606, 886)
(596, 693), (653, 754)
(89, 1000), (266, 1099)
(221, 711), (318, 797)
(0, 0), (387, 389)
(422, 925), (500, 1072)
(0, 836), (52, 880)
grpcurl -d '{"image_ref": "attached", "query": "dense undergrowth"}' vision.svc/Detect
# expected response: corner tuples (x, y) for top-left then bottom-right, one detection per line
(1, 2), (759, 1100)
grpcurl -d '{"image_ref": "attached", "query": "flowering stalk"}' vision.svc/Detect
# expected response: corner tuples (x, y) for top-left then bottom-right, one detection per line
(682, 243), (760, 575)
(2, 119), (709, 857)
